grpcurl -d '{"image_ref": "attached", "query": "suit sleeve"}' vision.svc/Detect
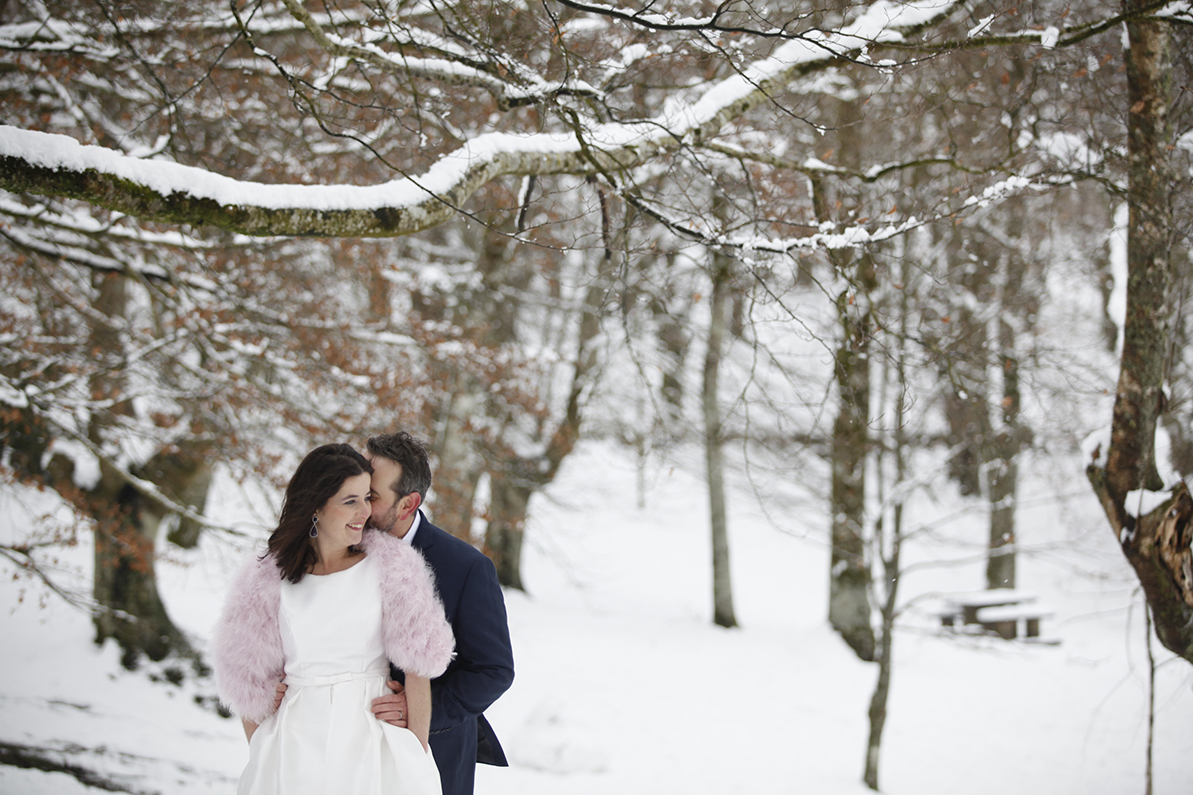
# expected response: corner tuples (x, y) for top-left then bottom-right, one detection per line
(431, 553), (515, 728)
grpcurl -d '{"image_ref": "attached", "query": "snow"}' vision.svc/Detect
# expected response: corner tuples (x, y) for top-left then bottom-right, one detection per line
(3, 440), (1192, 795)
(1035, 131), (1101, 170)
(962, 176), (1034, 210)
(1125, 487), (1176, 517)
(1156, 1), (1193, 21)
(1109, 202), (1129, 356)
(0, 377), (27, 409)
(0, 123), (574, 213)
(1081, 427), (1111, 469)
(46, 438), (101, 491)
(967, 15), (996, 38)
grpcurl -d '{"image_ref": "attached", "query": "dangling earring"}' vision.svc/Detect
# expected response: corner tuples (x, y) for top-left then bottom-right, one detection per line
(310, 515), (319, 538)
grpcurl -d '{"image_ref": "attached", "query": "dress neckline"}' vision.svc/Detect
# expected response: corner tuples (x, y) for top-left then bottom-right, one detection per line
(308, 552), (369, 577)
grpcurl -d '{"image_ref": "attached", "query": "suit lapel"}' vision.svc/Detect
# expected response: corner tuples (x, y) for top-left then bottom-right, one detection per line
(411, 510), (435, 552)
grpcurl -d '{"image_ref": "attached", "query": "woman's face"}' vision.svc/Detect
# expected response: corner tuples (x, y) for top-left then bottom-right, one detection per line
(313, 472), (372, 557)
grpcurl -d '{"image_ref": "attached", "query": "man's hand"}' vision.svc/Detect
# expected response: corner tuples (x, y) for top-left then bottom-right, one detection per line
(273, 681), (287, 713)
(371, 680), (409, 728)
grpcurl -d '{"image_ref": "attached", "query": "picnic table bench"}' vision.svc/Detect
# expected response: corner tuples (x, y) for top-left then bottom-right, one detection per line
(933, 590), (1055, 641)
(975, 603), (1054, 640)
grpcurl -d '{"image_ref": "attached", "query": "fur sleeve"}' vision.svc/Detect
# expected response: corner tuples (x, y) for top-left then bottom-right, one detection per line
(364, 531), (455, 678)
(211, 552), (285, 723)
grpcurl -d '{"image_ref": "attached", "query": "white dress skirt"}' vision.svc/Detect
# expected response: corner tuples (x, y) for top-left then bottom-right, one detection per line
(237, 554), (442, 795)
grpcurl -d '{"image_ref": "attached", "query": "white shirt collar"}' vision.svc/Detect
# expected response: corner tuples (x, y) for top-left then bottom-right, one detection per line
(400, 510), (422, 545)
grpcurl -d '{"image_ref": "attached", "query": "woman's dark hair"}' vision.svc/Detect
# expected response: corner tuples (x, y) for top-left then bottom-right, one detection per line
(267, 443), (372, 583)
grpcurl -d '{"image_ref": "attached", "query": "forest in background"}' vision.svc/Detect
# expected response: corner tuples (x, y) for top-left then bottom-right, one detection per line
(0, 0), (1192, 789)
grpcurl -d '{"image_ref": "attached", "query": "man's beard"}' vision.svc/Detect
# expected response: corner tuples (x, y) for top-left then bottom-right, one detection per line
(368, 506), (399, 534)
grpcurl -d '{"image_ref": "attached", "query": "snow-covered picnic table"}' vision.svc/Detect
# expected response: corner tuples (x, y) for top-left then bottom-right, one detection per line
(932, 590), (1056, 641)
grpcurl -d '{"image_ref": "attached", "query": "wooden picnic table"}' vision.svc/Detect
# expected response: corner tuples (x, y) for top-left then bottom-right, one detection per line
(934, 590), (1053, 641)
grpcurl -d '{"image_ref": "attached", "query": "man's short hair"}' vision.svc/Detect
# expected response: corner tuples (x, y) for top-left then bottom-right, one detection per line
(366, 431), (432, 500)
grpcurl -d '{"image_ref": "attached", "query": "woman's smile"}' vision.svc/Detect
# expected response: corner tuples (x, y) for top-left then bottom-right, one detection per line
(314, 473), (373, 557)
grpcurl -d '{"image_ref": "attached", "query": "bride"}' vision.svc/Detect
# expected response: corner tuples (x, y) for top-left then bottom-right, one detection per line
(213, 443), (455, 795)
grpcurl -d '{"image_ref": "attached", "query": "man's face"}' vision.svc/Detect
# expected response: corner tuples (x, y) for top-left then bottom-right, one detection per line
(367, 455), (404, 535)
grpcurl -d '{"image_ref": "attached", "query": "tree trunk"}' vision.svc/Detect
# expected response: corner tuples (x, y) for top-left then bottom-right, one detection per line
(139, 441), (214, 550)
(1088, 7), (1193, 664)
(815, 91), (877, 658)
(986, 329), (1023, 591)
(829, 261), (876, 660)
(864, 506), (900, 790)
(483, 470), (530, 592)
(704, 240), (738, 629)
(986, 430), (1018, 590)
(986, 227), (1030, 591)
(482, 187), (618, 588)
(942, 242), (992, 499)
(420, 222), (517, 542)
(864, 254), (910, 789)
(1089, 476), (1193, 658)
(87, 271), (193, 668)
(1106, 4), (1172, 498)
(652, 254), (690, 434)
(434, 387), (484, 543)
(91, 477), (194, 668)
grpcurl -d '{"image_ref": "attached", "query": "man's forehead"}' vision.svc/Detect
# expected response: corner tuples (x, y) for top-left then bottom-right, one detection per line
(368, 455), (402, 477)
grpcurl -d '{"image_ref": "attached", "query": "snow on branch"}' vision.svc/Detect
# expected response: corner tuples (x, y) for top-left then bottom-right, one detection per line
(0, 124), (594, 236)
(550, 0), (959, 39)
(276, 0), (599, 109)
(894, 0), (1182, 51)
(623, 185), (925, 255)
(704, 140), (994, 181)
(1155, 0), (1193, 21)
(0, 0), (959, 239)
(0, 18), (121, 58)
(0, 197), (258, 251)
(621, 167), (1047, 256)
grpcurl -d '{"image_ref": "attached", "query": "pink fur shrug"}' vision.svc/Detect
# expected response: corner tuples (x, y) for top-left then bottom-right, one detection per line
(212, 529), (455, 723)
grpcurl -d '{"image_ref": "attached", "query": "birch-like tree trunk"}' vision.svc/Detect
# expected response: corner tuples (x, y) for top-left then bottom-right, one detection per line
(704, 236), (738, 629)
(863, 251), (911, 790)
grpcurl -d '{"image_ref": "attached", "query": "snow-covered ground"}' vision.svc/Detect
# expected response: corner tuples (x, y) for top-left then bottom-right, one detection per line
(2, 440), (1191, 795)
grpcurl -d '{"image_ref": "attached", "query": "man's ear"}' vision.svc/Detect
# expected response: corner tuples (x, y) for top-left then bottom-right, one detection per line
(399, 491), (422, 521)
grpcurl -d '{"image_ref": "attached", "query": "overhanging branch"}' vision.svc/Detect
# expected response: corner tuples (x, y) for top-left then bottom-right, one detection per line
(0, 0), (978, 239)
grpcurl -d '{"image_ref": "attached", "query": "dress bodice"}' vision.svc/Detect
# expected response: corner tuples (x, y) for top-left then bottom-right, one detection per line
(279, 553), (388, 679)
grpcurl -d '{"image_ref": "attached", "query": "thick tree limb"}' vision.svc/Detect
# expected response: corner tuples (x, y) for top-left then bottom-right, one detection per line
(0, 0), (960, 238)
(1087, 470), (1193, 663)
(1088, 0), (1190, 664)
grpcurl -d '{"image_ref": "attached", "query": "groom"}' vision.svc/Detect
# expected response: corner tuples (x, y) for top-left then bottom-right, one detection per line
(365, 432), (515, 795)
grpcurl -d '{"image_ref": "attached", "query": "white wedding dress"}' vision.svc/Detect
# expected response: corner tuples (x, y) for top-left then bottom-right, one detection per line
(237, 554), (442, 795)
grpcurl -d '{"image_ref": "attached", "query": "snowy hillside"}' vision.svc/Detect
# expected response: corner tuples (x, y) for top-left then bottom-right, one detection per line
(1, 440), (1191, 795)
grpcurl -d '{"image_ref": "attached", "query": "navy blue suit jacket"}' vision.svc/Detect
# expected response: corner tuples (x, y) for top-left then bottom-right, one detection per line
(396, 511), (515, 795)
